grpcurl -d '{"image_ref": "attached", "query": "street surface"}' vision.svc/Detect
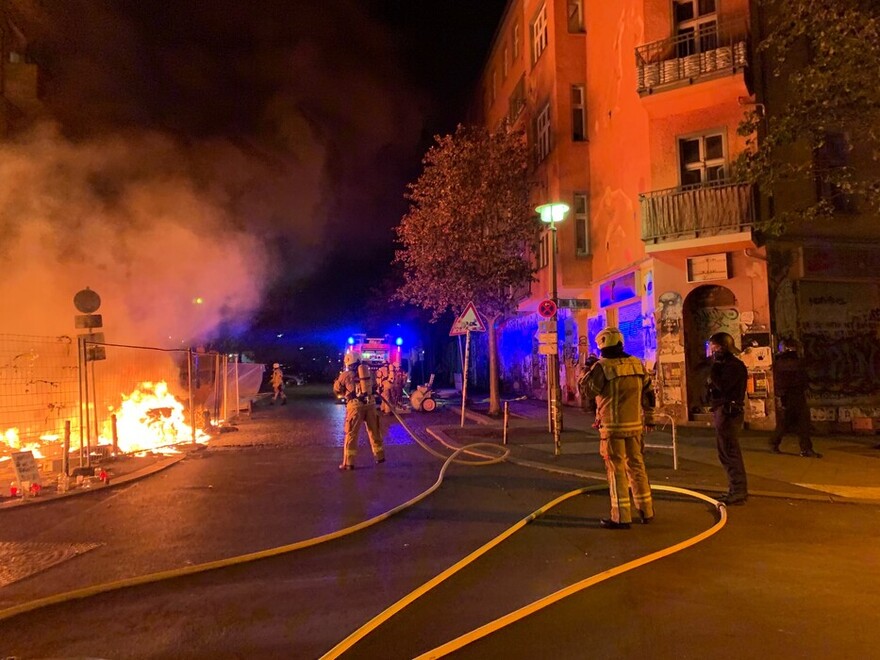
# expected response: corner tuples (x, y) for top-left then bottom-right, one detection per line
(0, 386), (878, 659)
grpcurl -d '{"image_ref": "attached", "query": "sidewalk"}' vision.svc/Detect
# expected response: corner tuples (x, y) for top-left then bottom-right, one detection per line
(442, 398), (880, 505)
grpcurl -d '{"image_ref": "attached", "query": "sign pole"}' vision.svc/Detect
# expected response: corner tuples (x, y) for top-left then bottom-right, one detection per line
(460, 330), (471, 428)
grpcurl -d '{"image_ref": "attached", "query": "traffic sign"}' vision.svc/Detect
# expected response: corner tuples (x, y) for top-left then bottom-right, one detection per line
(558, 298), (591, 310)
(450, 301), (487, 336)
(538, 299), (557, 318)
(537, 332), (558, 344)
(538, 344), (557, 355)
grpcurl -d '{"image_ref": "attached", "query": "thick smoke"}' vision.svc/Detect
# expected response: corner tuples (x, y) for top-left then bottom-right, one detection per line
(2, 0), (422, 344)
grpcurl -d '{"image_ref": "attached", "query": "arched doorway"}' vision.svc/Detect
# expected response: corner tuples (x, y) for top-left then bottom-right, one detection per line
(682, 285), (740, 420)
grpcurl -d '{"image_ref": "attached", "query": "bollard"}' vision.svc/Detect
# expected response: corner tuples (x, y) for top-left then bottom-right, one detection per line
(502, 401), (510, 445)
(553, 400), (562, 455)
(111, 414), (118, 456)
(63, 420), (71, 476)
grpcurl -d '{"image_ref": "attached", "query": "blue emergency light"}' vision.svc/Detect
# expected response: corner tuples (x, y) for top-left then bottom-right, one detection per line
(395, 337), (403, 346)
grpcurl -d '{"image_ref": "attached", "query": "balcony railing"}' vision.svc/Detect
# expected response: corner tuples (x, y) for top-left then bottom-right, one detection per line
(635, 19), (748, 95)
(640, 180), (755, 244)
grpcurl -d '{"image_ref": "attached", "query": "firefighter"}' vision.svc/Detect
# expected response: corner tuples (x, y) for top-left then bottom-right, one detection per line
(333, 353), (385, 470)
(376, 361), (393, 415)
(270, 363), (287, 405)
(770, 338), (821, 458)
(582, 327), (655, 529)
(390, 362), (406, 411)
(707, 332), (749, 505)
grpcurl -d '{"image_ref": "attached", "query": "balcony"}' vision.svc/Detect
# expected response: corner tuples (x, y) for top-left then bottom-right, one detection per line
(635, 20), (748, 96)
(640, 180), (755, 245)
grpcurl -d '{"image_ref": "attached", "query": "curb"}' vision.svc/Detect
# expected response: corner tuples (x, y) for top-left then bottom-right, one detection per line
(0, 452), (189, 513)
(445, 410), (880, 506)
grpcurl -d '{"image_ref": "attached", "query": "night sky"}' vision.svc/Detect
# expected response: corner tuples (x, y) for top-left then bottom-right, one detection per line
(7, 0), (508, 347)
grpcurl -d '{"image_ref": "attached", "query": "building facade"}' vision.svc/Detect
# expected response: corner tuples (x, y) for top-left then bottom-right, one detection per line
(478, 0), (780, 428)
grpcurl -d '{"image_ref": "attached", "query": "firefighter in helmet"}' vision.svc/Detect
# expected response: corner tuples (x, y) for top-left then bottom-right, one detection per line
(270, 362), (287, 405)
(581, 327), (655, 529)
(333, 352), (385, 470)
(376, 360), (393, 415)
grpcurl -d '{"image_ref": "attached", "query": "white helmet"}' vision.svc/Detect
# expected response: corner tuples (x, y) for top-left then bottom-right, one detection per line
(273, 363), (280, 369)
(596, 327), (624, 350)
(344, 353), (361, 367)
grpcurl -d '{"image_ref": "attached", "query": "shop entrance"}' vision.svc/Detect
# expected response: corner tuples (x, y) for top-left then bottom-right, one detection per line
(683, 285), (740, 420)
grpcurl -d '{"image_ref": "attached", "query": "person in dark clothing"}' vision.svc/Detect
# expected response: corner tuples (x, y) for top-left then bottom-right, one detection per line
(770, 338), (821, 458)
(706, 332), (749, 505)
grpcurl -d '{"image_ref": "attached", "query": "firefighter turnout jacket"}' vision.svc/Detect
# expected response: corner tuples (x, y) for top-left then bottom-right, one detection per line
(583, 355), (654, 438)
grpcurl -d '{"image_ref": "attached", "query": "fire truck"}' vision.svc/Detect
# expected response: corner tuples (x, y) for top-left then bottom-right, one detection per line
(345, 334), (403, 368)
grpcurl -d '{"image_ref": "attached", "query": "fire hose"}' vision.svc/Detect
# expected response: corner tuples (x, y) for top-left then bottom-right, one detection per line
(0, 397), (728, 660)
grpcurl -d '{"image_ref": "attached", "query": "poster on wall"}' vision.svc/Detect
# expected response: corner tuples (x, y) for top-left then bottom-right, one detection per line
(657, 291), (683, 357)
(660, 361), (684, 404)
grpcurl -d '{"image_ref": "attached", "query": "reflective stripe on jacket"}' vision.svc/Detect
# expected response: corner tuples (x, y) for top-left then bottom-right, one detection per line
(586, 355), (652, 438)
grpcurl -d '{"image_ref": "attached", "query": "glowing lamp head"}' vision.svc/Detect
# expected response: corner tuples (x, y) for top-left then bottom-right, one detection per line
(347, 336), (355, 345)
(535, 202), (570, 224)
(395, 337), (404, 346)
(193, 296), (204, 305)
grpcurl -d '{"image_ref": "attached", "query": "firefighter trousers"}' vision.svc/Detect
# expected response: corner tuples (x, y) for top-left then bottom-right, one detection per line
(342, 400), (384, 464)
(599, 434), (653, 524)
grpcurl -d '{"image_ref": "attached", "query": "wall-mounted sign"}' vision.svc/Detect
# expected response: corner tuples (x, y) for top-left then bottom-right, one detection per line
(599, 272), (638, 308)
(687, 253), (730, 283)
(558, 298), (591, 310)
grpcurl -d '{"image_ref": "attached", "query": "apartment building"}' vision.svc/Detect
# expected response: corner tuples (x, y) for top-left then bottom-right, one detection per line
(478, 0), (592, 404)
(0, 9), (43, 136)
(479, 0), (777, 428)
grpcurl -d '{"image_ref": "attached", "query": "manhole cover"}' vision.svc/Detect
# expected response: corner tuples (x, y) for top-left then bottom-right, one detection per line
(0, 541), (103, 587)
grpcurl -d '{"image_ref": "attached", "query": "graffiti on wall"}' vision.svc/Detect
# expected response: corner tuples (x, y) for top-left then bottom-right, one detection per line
(693, 306), (740, 338)
(798, 281), (880, 400)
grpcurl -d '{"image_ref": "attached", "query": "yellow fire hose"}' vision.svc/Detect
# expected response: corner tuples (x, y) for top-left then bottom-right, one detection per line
(0, 399), (727, 660)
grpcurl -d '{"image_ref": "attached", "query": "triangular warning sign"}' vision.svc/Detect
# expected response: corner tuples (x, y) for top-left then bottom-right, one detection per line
(450, 301), (487, 336)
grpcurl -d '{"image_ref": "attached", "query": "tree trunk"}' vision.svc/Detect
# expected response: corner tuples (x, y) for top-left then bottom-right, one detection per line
(487, 314), (502, 415)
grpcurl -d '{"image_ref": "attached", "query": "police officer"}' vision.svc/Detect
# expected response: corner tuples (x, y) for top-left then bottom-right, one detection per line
(582, 327), (655, 529)
(707, 332), (749, 505)
(770, 338), (821, 458)
(270, 363), (287, 405)
(333, 353), (385, 470)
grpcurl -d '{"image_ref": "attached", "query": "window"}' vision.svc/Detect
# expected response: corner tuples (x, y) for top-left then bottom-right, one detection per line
(574, 193), (589, 255)
(537, 232), (550, 269)
(536, 103), (551, 162)
(571, 85), (586, 141)
(568, 0), (585, 33)
(512, 23), (521, 60)
(502, 44), (509, 80)
(815, 132), (856, 213)
(674, 0), (717, 58)
(678, 132), (725, 186)
(491, 69), (497, 103)
(508, 75), (526, 121)
(531, 4), (549, 64)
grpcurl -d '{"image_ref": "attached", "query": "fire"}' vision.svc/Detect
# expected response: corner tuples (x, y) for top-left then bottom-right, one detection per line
(104, 381), (209, 454)
(0, 427), (45, 458)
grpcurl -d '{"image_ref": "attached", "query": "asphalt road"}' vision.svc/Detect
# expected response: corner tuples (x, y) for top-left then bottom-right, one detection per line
(0, 386), (878, 659)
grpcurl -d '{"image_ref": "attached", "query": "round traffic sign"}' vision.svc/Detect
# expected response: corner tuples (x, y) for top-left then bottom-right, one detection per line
(74, 287), (101, 313)
(538, 299), (557, 318)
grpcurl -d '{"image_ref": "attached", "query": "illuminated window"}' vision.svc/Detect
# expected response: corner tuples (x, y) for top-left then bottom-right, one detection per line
(536, 102), (551, 162)
(674, 0), (717, 57)
(502, 44), (509, 79)
(679, 132), (726, 186)
(574, 192), (590, 255)
(568, 0), (585, 33)
(513, 23), (521, 60)
(491, 69), (497, 103)
(531, 3), (549, 64)
(571, 85), (586, 142)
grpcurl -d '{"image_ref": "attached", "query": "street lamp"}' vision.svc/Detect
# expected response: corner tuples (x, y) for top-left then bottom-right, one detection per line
(535, 202), (569, 455)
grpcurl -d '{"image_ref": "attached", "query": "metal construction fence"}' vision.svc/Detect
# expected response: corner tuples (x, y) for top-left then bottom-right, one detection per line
(0, 334), (244, 470)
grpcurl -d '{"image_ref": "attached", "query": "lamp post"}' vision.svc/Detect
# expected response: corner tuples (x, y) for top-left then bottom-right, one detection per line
(536, 202), (569, 455)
